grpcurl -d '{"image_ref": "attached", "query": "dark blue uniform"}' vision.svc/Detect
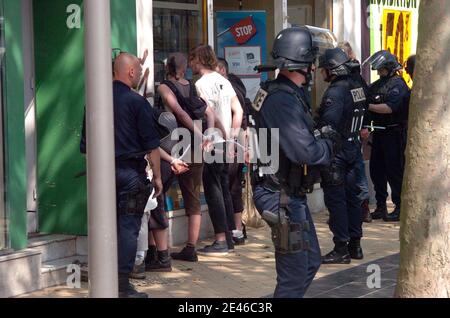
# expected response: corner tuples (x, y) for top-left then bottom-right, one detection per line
(317, 76), (365, 244)
(367, 75), (409, 210)
(252, 75), (333, 298)
(113, 80), (160, 275)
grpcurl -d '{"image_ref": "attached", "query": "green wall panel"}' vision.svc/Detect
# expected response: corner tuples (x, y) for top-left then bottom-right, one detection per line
(4, 0), (27, 250)
(34, 0), (137, 235)
(111, 0), (137, 55)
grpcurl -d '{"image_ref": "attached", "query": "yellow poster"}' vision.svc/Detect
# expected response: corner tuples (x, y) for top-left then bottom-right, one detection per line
(382, 9), (413, 87)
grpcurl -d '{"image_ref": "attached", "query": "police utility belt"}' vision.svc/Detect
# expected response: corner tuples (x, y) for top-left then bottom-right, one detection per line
(116, 152), (153, 217)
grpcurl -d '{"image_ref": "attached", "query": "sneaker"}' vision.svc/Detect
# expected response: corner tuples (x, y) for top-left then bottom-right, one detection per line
(129, 262), (146, 280)
(232, 236), (246, 246)
(197, 241), (229, 256)
(226, 232), (235, 252)
(170, 246), (198, 262)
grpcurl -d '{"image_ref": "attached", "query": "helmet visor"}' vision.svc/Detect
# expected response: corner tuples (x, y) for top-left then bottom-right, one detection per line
(362, 52), (389, 71)
(305, 25), (337, 56)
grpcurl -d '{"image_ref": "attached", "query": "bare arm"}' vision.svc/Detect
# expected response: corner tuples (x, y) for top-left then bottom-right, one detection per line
(230, 95), (244, 139)
(147, 150), (162, 197)
(369, 103), (393, 114)
(158, 84), (204, 138)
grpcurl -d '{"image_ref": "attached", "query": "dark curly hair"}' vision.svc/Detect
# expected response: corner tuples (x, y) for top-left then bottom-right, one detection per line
(189, 45), (218, 71)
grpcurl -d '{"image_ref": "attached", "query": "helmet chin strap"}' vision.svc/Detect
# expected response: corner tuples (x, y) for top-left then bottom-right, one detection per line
(293, 65), (313, 86)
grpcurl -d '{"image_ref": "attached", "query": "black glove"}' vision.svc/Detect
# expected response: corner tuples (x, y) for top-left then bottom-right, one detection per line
(317, 125), (342, 156)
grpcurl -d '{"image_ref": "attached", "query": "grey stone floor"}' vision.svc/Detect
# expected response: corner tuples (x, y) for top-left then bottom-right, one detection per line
(305, 253), (399, 298)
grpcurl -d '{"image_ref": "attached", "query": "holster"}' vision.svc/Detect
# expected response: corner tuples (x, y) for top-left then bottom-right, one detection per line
(262, 207), (311, 254)
(117, 181), (153, 216)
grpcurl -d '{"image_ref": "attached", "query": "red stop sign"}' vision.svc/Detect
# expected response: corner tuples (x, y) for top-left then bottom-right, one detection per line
(230, 16), (257, 45)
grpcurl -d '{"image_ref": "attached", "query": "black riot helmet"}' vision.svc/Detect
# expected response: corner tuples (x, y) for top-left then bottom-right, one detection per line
(272, 26), (318, 71)
(363, 50), (402, 75)
(318, 48), (351, 78)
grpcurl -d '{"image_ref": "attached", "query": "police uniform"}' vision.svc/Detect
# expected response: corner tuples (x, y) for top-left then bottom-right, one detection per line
(317, 73), (367, 264)
(367, 74), (409, 218)
(252, 74), (334, 298)
(113, 80), (160, 292)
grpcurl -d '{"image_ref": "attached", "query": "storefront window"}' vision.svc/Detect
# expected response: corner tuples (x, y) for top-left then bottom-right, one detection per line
(0, 0), (7, 250)
(153, 1), (204, 85)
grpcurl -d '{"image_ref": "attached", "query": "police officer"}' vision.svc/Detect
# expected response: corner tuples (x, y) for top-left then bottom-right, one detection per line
(251, 27), (337, 298)
(316, 48), (367, 264)
(362, 50), (410, 222)
(111, 53), (162, 297)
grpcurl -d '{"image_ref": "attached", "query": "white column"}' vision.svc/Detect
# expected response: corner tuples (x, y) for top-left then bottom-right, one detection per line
(136, 0), (154, 102)
(84, 0), (118, 298)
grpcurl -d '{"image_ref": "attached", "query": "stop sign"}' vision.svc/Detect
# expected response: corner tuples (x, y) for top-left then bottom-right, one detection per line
(230, 16), (257, 45)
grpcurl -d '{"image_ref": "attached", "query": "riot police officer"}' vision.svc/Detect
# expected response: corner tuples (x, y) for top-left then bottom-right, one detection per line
(316, 48), (367, 264)
(362, 50), (410, 222)
(251, 27), (337, 298)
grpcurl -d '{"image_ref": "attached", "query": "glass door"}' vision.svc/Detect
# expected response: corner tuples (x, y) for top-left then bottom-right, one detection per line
(153, 0), (205, 85)
(0, 0), (6, 250)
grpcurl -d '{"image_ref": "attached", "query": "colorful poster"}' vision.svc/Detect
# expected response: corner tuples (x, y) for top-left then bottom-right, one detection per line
(217, 11), (268, 101)
(382, 9), (413, 86)
(369, 1), (420, 86)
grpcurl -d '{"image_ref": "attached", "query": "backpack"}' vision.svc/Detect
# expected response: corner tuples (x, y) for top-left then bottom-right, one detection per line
(161, 80), (207, 122)
(152, 107), (178, 154)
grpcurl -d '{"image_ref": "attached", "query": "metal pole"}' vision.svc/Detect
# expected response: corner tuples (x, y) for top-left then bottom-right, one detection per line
(84, 0), (118, 298)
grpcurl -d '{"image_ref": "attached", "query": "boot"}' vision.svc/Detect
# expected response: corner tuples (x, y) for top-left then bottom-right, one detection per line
(371, 205), (388, 220)
(145, 250), (172, 272)
(242, 223), (247, 239)
(383, 206), (401, 222)
(130, 262), (146, 280)
(144, 245), (157, 266)
(362, 200), (372, 223)
(348, 238), (364, 260)
(322, 241), (351, 265)
(170, 244), (198, 262)
(118, 273), (148, 298)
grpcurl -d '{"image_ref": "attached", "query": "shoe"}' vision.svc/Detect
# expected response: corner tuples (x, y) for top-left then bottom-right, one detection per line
(383, 206), (401, 222)
(130, 262), (146, 280)
(170, 245), (198, 262)
(371, 206), (388, 220)
(362, 200), (372, 223)
(146, 250), (172, 272)
(118, 273), (148, 298)
(197, 241), (229, 256)
(348, 238), (364, 260)
(322, 242), (351, 264)
(242, 224), (248, 239)
(232, 236), (246, 245)
(226, 231), (235, 252)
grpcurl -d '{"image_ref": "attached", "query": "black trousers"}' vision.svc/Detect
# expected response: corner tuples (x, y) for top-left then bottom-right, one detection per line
(203, 162), (236, 235)
(369, 129), (407, 208)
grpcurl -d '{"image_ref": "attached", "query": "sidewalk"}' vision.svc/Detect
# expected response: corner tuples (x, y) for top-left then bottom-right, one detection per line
(18, 205), (400, 298)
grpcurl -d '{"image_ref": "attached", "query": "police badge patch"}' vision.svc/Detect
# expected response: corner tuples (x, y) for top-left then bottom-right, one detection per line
(252, 88), (269, 112)
(350, 87), (366, 103)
